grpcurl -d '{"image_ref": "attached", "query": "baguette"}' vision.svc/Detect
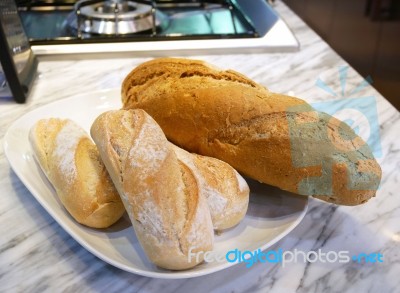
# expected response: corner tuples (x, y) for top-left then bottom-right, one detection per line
(90, 109), (214, 270)
(172, 144), (249, 230)
(29, 118), (125, 228)
(121, 58), (382, 206)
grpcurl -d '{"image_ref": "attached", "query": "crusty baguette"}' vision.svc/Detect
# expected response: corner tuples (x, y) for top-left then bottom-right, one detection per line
(121, 57), (382, 206)
(172, 144), (249, 230)
(90, 109), (214, 270)
(29, 118), (125, 228)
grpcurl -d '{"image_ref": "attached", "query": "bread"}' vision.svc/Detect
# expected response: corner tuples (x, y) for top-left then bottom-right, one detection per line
(29, 118), (125, 228)
(90, 109), (214, 270)
(171, 144), (249, 230)
(121, 57), (382, 206)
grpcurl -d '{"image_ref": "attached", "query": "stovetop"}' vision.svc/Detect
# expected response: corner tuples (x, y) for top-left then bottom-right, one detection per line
(19, 0), (256, 41)
(16, 0), (299, 55)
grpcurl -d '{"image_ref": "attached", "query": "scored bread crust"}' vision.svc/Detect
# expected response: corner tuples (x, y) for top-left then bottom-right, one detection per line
(172, 144), (249, 231)
(29, 118), (125, 228)
(121, 58), (382, 206)
(90, 109), (214, 270)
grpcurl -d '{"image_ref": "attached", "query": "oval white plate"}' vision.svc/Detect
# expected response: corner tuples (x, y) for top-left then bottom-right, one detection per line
(3, 89), (308, 279)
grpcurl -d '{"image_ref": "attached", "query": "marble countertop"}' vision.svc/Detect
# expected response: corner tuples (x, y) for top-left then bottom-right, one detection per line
(1, 1), (399, 292)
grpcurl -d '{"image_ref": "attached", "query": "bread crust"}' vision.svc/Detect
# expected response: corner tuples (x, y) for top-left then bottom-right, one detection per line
(172, 144), (249, 230)
(29, 118), (125, 228)
(90, 109), (214, 270)
(122, 58), (382, 205)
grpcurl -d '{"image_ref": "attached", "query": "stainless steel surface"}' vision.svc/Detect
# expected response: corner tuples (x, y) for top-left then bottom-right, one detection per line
(18, 0), (300, 56)
(71, 0), (159, 35)
(32, 18), (299, 56)
(0, 0), (37, 102)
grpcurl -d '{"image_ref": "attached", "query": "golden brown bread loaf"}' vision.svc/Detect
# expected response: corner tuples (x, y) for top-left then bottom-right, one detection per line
(90, 109), (214, 270)
(122, 58), (382, 206)
(171, 143), (249, 230)
(29, 118), (125, 228)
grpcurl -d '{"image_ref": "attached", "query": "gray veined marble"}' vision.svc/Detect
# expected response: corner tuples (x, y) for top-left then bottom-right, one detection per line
(1, 1), (399, 292)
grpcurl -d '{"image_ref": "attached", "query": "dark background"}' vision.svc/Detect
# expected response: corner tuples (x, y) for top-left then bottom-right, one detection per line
(283, 0), (400, 110)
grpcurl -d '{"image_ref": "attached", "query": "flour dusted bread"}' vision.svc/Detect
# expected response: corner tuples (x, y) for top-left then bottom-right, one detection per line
(90, 109), (214, 270)
(122, 58), (382, 205)
(29, 118), (125, 228)
(172, 144), (249, 230)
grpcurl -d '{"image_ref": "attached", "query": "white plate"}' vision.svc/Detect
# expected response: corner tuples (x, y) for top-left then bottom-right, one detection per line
(3, 89), (308, 279)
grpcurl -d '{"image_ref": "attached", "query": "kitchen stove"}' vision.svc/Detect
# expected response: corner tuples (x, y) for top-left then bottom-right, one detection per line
(70, 0), (159, 35)
(16, 0), (299, 55)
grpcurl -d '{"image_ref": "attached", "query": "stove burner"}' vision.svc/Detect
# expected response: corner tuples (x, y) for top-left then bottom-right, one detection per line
(71, 0), (160, 35)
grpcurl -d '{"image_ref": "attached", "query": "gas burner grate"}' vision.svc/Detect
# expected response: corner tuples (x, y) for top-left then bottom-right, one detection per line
(70, 0), (244, 37)
(17, 0), (300, 54)
(73, 0), (158, 35)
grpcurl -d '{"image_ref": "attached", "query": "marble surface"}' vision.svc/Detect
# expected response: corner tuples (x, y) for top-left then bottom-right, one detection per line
(1, 1), (399, 292)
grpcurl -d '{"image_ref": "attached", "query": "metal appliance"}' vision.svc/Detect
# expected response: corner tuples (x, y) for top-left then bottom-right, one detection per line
(0, 0), (37, 103)
(16, 0), (299, 55)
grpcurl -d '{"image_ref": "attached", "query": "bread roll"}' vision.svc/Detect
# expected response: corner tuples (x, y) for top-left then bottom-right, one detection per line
(29, 118), (125, 228)
(121, 58), (382, 206)
(90, 109), (214, 270)
(171, 144), (249, 230)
